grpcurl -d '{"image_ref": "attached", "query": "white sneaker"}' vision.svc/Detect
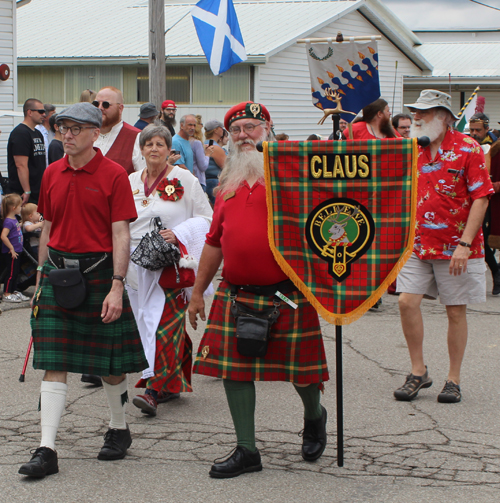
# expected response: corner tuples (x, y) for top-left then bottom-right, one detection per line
(14, 291), (30, 301)
(3, 294), (22, 303)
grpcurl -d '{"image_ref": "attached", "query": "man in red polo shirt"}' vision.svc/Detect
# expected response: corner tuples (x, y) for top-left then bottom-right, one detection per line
(394, 90), (494, 404)
(19, 102), (147, 478)
(188, 102), (329, 479)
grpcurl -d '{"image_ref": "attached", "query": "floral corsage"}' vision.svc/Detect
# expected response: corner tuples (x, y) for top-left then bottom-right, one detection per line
(157, 178), (184, 202)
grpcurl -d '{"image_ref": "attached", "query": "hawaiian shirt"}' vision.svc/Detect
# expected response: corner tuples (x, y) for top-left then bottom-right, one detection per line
(415, 128), (494, 260)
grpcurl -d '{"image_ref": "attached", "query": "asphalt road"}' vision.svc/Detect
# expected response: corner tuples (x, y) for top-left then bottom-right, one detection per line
(1, 278), (500, 503)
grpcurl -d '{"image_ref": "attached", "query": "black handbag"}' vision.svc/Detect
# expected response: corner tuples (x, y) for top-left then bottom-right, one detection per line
(230, 287), (280, 358)
(48, 268), (88, 310)
(130, 217), (181, 271)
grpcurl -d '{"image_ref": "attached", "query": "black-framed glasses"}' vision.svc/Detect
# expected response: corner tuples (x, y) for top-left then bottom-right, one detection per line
(59, 125), (96, 136)
(30, 109), (46, 114)
(228, 123), (263, 135)
(92, 100), (113, 109)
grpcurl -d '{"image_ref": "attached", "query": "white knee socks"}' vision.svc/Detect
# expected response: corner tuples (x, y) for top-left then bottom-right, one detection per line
(40, 381), (68, 451)
(102, 377), (128, 430)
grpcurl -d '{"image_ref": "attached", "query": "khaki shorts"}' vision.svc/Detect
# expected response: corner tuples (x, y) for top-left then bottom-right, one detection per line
(396, 253), (486, 305)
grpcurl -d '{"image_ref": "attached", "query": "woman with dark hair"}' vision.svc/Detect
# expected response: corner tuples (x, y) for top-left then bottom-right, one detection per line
(343, 98), (400, 140)
(126, 125), (213, 417)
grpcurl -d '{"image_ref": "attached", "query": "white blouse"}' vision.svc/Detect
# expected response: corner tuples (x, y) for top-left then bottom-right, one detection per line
(128, 166), (213, 248)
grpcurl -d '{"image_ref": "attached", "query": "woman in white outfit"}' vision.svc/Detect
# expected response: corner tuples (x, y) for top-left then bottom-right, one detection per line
(126, 125), (213, 417)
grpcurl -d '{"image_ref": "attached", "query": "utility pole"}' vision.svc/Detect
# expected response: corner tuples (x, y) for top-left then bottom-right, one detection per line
(149, 0), (166, 109)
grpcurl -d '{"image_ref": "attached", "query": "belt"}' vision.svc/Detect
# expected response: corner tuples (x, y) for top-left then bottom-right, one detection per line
(229, 279), (297, 297)
(48, 251), (113, 274)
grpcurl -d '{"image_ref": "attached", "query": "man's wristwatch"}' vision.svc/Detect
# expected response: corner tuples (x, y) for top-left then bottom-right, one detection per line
(112, 275), (125, 284)
(458, 241), (471, 248)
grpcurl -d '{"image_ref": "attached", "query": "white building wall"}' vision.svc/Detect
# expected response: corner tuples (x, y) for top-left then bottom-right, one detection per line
(0, 0), (16, 177)
(257, 10), (424, 140)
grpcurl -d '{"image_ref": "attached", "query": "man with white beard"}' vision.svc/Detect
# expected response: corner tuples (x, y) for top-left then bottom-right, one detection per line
(188, 102), (329, 478)
(394, 90), (494, 404)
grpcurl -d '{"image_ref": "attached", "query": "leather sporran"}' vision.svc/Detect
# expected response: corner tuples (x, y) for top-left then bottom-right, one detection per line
(131, 217), (181, 271)
(48, 268), (88, 310)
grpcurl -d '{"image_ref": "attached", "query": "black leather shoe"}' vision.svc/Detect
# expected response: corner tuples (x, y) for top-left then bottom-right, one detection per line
(18, 447), (58, 478)
(97, 426), (132, 460)
(81, 374), (103, 386)
(209, 446), (262, 478)
(300, 405), (327, 461)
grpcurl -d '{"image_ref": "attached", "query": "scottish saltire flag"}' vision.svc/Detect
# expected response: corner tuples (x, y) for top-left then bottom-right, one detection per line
(191, 0), (247, 76)
(306, 41), (381, 122)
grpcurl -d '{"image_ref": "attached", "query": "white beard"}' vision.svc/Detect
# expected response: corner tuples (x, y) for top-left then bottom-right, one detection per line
(216, 134), (266, 195)
(410, 117), (447, 143)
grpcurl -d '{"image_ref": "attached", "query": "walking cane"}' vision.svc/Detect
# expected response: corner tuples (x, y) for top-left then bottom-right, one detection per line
(19, 336), (33, 382)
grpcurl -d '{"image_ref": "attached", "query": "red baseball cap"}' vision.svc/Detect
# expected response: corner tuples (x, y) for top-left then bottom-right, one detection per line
(224, 101), (271, 130)
(161, 100), (177, 110)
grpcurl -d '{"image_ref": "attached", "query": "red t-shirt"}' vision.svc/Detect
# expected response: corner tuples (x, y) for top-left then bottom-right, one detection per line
(38, 148), (137, 253)
(415, 129), (494, 260)
(343, 121), (401, 139)
(206, 182), (288, 285)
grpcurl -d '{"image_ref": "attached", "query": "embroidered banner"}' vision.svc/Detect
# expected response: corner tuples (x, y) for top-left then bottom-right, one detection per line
(264, 139), (418, 325)
(307, 41), (380, 121)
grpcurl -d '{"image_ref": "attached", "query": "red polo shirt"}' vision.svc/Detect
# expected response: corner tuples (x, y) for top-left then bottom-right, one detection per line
(206, 182), (288, 285)
(38, 148), (137, 253)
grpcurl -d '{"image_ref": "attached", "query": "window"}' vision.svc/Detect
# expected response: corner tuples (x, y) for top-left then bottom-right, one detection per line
(18, 64), (251, 105)
(18, 67), (64, 104)
(192, 65), (249, 104)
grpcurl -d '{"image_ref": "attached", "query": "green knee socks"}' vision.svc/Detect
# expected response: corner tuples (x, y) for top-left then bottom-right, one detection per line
(223, 380), (256, 452)
(293, 383), (323, 420)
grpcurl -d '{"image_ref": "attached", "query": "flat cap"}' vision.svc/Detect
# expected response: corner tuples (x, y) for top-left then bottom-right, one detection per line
(56, 102), (102, 128)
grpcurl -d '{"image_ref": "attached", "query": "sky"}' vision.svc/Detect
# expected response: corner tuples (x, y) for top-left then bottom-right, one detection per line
(381, 0), (500, 30)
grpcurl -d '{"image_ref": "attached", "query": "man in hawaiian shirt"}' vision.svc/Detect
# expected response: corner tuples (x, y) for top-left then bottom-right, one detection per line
(394, 90), (494, 404)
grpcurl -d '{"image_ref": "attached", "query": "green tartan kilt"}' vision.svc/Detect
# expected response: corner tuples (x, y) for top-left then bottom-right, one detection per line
(193, 281), (329, 383)
(31, 249), (147, 376)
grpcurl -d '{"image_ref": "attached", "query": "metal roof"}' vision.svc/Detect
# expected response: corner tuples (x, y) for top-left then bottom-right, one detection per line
(17, 0), (359, 61)
(416, 42), (500, 77)
(17, 0), (430, 70)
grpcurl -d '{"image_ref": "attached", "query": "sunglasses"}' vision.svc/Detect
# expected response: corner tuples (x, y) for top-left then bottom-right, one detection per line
(30, 109), (46, 114)
(92, 101), (114, 109)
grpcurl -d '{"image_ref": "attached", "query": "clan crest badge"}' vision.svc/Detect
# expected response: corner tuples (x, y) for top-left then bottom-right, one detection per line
(306, 198), (374, 282)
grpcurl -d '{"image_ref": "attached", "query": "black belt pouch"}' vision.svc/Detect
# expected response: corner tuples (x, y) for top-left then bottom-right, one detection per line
(48, 268), (88, 309)
(230, 299), (280, 358)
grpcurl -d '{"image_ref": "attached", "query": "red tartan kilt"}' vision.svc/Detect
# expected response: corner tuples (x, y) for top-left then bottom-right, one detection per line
(193, 281), (329, 383)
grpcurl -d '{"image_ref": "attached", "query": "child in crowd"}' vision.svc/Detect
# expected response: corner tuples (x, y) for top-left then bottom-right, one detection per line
(21, 203), (42, 259)
(1, 194), (29, 303)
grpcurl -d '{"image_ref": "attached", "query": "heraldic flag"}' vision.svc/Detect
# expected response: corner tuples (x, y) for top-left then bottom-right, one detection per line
(307, 41), (380, 121)
(264, 139), (418, 325)
(191, 0), (247, 76)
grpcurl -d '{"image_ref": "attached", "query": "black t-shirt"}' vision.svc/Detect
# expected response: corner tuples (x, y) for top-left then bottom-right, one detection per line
(48, 139), (65, 165)
(7, 123), (46, 197)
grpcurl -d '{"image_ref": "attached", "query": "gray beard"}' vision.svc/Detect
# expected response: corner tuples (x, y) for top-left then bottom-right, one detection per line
(217, 145), (265, 195)
(410, 118), (446, 143)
